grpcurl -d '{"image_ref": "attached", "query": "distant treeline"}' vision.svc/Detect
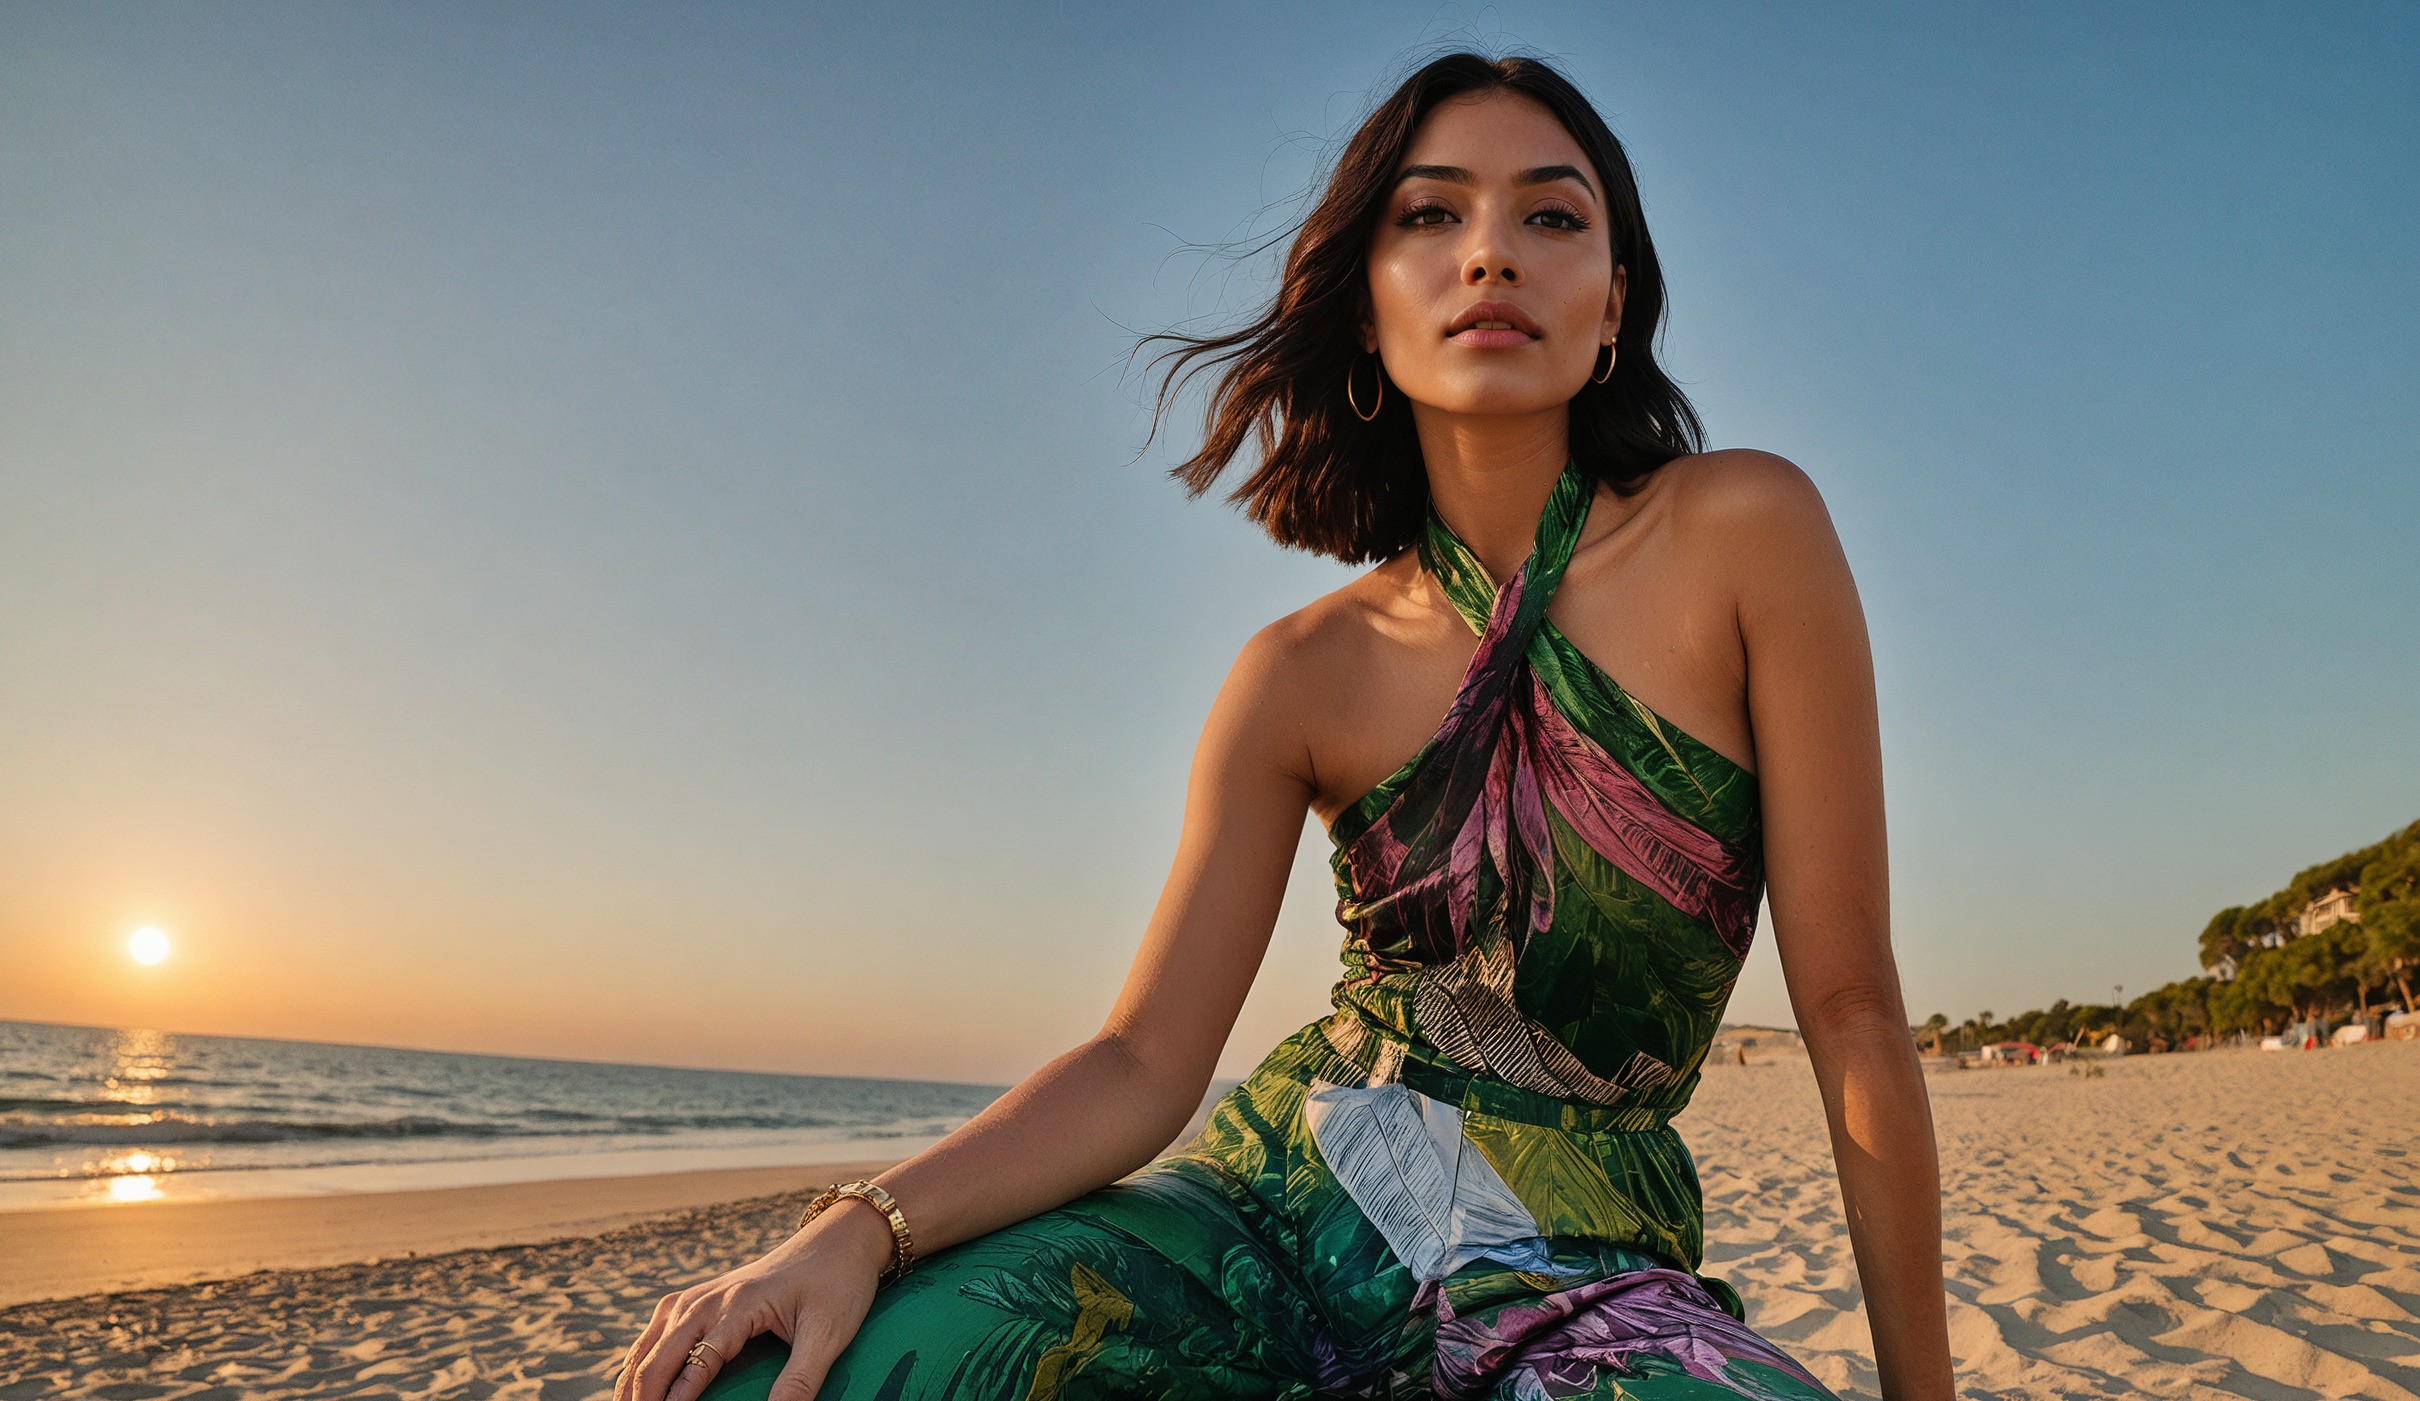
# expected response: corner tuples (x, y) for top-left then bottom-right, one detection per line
(1914, 818), (2420, 1052)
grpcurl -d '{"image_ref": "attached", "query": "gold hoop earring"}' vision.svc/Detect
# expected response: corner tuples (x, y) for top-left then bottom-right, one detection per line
(1591, 338), (1617, 385)
(1346, 351), (1385, 421)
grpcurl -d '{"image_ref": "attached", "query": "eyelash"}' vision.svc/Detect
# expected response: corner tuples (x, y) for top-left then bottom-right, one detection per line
(1396, 200), (1591, 232)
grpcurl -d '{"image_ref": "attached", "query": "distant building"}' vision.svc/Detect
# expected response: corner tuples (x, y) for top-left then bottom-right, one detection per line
(2213, 885), (2363, 981)
(2297, 885), (2361, 938)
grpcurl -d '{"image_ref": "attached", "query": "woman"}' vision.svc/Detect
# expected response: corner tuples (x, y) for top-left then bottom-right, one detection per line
(620, 51), (1955, 1401)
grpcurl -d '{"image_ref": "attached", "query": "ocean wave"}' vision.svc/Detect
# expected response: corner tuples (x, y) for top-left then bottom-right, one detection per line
(0, 1095), (138, 1114)
(0, 1113), (513, 1148)
(0, 1107), (854, 1148)
(0, 1121), (966, 1185)
(611, 1112), (843, 1131)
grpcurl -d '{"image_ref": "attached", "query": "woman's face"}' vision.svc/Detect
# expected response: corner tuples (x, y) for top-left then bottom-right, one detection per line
(1362, 89), (1624, 419)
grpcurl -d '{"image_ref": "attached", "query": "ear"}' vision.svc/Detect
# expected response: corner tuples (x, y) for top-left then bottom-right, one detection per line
(1605, 263), (1628, 342)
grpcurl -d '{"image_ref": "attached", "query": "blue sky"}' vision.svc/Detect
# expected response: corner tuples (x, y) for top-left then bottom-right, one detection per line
(2, 2), (2413, 1082)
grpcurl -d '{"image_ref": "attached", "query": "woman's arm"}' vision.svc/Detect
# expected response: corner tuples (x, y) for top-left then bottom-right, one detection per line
(1718, 452), (1956, 1401)
(619, 618), (1318, 1401)
(851, 615), (1318, 1252)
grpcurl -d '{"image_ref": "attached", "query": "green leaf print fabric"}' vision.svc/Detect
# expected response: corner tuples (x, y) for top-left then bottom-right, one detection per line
(700, 459), (1840, 1400)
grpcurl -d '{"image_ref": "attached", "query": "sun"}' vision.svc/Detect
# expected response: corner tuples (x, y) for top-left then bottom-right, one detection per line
(127, 926), (171, 966)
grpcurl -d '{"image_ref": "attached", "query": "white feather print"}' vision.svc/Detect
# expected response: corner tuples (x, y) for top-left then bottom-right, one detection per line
(1302, 1076), (1559, 1282)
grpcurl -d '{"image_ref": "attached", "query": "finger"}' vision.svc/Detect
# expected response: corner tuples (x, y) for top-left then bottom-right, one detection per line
(665, 1315), (756, 1401)
(624, 1294), (681, 1377)
(634, 1299), (714, 1401)
(619, 1293), (685, 1401)
(766, 1314), (843, 1401)
(617, 1331), (660, 1401)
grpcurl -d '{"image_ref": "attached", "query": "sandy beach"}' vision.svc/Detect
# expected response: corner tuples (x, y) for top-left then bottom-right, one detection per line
(1687, 1038), (2420, 1400)
(3, 1043), (2415, 1400)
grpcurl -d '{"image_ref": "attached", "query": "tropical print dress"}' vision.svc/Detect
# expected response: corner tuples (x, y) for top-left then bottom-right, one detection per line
(702, 458), (1840, 1400)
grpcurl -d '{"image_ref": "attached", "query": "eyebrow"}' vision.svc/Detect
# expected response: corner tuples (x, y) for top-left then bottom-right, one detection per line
(1391, 162), (1597, 201)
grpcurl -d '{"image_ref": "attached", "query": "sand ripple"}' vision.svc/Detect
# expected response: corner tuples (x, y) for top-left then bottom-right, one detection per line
(0, 1194), (801, 1400)
(1687, 1039), (2420, 1399)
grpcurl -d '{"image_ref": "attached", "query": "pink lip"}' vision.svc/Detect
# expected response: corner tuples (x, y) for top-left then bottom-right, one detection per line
(1448, 327), (1538, 348)
(1445, 299), (1544, 347)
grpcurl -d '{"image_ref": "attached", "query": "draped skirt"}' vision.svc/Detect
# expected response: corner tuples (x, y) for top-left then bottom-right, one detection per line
(698, 1027), (1838, 1400)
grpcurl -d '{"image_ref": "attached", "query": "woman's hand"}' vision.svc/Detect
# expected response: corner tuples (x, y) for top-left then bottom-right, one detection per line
(606, 610), (1317, 1400)
(614, 1196), (899, 1401)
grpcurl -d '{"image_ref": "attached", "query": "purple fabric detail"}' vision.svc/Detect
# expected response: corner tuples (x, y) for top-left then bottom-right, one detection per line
(1307, 1327), (1361, 1395)
(1337, 542), (1760, 972)
(1416, 1266), (1833, 1400)
(1517, 678), (1760, 958)
(1338, 557), (1540, 969)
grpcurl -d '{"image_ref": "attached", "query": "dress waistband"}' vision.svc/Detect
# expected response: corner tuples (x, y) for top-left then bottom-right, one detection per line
(1270, 1013), (1684, 1135)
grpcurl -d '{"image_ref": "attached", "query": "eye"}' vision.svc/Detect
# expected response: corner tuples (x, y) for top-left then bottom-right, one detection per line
(1392, 199), (1592, 232)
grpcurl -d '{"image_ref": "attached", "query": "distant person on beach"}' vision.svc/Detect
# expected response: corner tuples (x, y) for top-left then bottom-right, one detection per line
(618, 50), (1954, 1401)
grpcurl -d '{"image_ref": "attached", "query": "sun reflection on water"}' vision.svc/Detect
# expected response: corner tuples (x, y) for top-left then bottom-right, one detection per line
(101, 1027), (174, 1109)
(77, 1030), (189, 1201)
(103, 1173), (163, 1203)
(89, 1148), (184, 1203)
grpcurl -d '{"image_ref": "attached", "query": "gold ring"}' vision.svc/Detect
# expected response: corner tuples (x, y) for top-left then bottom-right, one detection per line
(685, 1339), (723, 1369)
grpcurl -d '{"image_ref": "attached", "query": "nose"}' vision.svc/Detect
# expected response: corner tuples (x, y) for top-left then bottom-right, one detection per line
(1461, 209), (1520, 285)
(1463, 250), (1518, 285)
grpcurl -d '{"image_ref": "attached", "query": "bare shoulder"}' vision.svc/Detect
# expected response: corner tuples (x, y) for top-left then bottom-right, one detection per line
(1232, 553), (1418, 696)
(1650, 449), (1856, 618)
(1216, 552), (1421, 764)
(1652, 448), (1839, 546)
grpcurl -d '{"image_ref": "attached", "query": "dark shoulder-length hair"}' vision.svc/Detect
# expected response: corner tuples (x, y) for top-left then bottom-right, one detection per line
(1134, 50), (1705, 566)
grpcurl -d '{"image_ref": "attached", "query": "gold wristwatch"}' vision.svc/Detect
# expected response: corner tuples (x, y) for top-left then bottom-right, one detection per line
(798, 1179), (915, 1284)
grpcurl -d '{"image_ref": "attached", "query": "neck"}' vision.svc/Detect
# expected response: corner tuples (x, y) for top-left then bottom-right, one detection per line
(1413, 406), (1571, 585)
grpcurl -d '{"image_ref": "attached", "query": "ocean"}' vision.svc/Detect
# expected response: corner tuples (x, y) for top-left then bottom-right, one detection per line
(0, 1018), (1009, 1211)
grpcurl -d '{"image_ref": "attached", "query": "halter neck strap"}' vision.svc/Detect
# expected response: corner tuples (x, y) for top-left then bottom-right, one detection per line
(1413, 457), (1594, 641)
